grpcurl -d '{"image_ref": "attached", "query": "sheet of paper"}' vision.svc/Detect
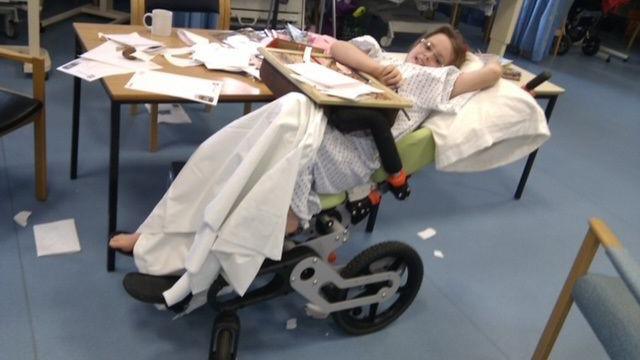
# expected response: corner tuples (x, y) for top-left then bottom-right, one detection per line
(192, 43), (251, 71)
(224, 34), (263, 56)
(417, 227), (437, 240)
(98, 32), (165, 53)
(145, 103), (192, 124)
(287, 62), (361, 89)
(320, 83), (383, 101)
(33, 219), (81, 257)
(433, 250), (444, 259)
(286, 318), (297, 330)
(81, 40), (162, 71)
(163, 48), (201, 68)
(126, 70), (223, 105)
(57, 58), (135, 81)
(13, 211), (31, 227)
(177, 29), (210, 46)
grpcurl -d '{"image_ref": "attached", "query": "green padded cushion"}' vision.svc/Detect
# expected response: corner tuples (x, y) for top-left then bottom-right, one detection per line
(319, 127), (435, 210)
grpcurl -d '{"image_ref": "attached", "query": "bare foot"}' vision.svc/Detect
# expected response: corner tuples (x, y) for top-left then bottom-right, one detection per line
(286, 209), (300, 235)
(109, 233), (141, 253)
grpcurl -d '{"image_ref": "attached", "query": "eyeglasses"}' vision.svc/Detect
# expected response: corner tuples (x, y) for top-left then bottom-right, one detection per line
(419, 39), (445, 67)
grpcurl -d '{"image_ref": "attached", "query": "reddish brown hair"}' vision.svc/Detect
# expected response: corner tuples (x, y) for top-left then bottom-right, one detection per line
(410, 25), (467, 68)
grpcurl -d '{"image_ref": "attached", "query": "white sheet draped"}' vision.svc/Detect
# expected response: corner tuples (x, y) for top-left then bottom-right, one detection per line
(133, 93), (327, 303)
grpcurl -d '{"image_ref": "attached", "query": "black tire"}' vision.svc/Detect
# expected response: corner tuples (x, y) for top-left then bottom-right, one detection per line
(332, 241), (423, 335)
(213, 330), (233, 360)
(582, 36), (600, 56)
(209, 312), (239, 360)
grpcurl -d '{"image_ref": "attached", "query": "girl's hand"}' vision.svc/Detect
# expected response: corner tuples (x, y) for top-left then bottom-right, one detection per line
(375, 64), (403, 88)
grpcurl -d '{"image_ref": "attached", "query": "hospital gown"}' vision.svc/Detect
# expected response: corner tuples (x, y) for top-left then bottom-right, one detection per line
(290, 36), (469, 222)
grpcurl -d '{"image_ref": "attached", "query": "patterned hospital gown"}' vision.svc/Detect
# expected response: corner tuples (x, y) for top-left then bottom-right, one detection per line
(290, 36), (466, 222)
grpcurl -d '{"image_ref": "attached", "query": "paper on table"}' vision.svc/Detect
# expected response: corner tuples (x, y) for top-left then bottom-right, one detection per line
(177, 29), (210, 46)
(81, 40), (162, 71)
(33, 219), (81, 257)
(145, 103), (192, 124)
(98, 32), (165, 53)
(126, 70), (223, 105)
(192, 43), (250, 71)
(57, 57), (136, 81)
(163, 47), (201, 67)
(224, 34), (263, 56)
(13, 211), (31, 227)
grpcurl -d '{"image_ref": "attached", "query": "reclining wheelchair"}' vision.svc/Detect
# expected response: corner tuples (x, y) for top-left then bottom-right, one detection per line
(122, 156), (425, 360)
(122, 49), (430, 359)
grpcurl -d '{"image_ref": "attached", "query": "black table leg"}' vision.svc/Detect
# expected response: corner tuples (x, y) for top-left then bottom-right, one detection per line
(70, 35), (82, 179)
(107, 101), (121, 272)
(514, 95), (558, 199)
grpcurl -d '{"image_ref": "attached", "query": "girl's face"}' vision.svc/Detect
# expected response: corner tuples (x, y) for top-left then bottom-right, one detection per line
(406, 33), (454, 68)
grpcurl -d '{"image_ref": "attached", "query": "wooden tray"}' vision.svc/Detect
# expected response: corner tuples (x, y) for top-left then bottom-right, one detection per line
(258, 47), (412, 110)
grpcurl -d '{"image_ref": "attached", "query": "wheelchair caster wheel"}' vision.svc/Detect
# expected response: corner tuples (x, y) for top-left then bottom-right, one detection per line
(332, 241), (423, 335)
(210, 312), (240, 360)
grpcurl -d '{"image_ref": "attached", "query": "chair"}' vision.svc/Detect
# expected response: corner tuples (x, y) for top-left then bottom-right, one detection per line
(533, 218), (640, 359)
(130, 0), (231, 152)
(0, 47), (47, 201)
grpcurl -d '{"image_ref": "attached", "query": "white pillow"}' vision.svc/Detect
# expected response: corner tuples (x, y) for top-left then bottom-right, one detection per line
(423, 53), (550, 172)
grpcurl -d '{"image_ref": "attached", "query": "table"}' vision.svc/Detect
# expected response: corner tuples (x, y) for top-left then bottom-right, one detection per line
(507, 64), (564, 199)
(70, 23), (274, 271)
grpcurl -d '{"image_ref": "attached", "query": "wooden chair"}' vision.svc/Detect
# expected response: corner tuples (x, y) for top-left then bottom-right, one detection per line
(130, 0), (231, 152)
(0, 47), (47, 201)
(533, 218), (640, 359)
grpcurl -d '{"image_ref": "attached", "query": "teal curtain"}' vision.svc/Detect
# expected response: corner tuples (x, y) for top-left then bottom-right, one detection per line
(512, 0), (574, 61)
(173, 12), (220, 28)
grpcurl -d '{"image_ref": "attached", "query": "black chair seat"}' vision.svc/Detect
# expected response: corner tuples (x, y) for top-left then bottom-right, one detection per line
(0, 89), (42, 134)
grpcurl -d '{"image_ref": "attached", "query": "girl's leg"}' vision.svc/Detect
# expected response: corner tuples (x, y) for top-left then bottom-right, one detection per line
(109, 233), (141, 253)
(286, 208), (301, 235)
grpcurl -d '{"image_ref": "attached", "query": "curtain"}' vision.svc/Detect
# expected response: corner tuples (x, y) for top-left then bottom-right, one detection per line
(512, 0), (574, 61)
(173, 12), (220, 28)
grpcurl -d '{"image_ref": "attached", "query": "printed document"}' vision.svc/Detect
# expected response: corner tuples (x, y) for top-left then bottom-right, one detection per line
(125, 70), (223, 105)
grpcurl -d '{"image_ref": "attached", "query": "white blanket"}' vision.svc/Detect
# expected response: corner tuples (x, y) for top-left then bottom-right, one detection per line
(134, 93), (327, 302)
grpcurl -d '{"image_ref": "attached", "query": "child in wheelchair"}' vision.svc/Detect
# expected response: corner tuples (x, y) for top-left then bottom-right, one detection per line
(109, 24), (502, 359)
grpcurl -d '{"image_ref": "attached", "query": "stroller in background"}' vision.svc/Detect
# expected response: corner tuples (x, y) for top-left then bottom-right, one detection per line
(556, 0), (631, 60)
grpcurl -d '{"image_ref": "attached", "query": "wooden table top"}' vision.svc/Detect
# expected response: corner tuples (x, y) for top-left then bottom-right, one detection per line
(508, 64), (565, 97)
(73, 22), (274, 103)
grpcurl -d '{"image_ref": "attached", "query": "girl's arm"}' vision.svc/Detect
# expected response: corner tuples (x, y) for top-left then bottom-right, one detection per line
(329, 40), (402, 87)
(450, 59), (502, 98)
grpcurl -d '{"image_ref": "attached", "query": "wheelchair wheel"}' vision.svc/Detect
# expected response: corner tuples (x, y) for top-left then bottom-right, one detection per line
(209, 312), (239, 360)
(213, 330), (233, 360)
(331, 241), (423, 335)
(582, 36), (600, 56)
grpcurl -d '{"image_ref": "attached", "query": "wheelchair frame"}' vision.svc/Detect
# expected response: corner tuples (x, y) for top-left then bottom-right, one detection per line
(205, 210), (424, 360)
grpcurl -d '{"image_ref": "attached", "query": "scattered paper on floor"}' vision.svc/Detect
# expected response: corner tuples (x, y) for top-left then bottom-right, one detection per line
(286, 318), (297, 330)
(433, 250), (444, 259)
(33, 219), (81, 257)
(417, 227), (437, 240)
(13, 211), (32, 227)
(145, 104), (192, 124)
